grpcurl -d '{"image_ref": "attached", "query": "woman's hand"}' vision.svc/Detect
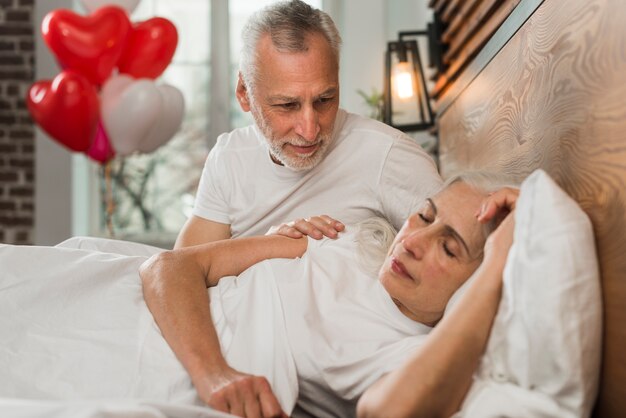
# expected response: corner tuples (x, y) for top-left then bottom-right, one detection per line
(196, 366), (288, 418)
(476, 187), (519, 277)
(266, 215), (345, 240)
(483, 210), (515, 275)
(476, 187), (519, 226)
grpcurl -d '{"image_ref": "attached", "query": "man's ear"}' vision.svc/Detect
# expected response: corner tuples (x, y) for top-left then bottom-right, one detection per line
(235, 73), (251, 112)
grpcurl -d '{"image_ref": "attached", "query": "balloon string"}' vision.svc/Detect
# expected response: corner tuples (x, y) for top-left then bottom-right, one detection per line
(105, 161), (115, 238)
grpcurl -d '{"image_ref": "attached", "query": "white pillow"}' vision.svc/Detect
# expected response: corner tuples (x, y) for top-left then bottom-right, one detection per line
(455, 169), (602, 418)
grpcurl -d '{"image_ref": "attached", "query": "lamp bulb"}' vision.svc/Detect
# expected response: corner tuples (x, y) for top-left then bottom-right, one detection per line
(392, 62), (415, 100)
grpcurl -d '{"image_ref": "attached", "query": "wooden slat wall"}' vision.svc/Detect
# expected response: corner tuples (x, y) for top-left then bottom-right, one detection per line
(430, 0), (520, 99)
(429, 0), (450, 14)
(443, 0), (501, 61)
(436, 0), (626, 415)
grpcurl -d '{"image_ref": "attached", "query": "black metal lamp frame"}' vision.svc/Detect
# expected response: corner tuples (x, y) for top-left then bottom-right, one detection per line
(383, 24), (443, 132)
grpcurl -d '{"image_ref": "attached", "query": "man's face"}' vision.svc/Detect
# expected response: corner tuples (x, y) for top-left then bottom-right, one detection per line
(237, 32), (340, 171)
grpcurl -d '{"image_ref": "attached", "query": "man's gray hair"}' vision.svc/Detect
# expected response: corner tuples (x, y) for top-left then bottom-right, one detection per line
(240, 0), (342, 93)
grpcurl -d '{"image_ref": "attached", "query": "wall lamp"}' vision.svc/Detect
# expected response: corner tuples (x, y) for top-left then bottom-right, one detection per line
(383, 23), (443, 132)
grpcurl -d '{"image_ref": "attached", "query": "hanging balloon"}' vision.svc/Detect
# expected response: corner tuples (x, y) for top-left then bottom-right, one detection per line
(41, 6), (131, 86)
(80, 0), (141, 14)
(27, 71), (100, 153)
(86, 121), (116, 164)
(138, 84), (185, 153)
(117, 17), (178, 79)
(101, 75), (185, 156)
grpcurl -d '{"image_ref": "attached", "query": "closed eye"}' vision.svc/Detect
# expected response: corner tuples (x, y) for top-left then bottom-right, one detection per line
(442, 242), (456, 258)
(419, 213), (433, 224)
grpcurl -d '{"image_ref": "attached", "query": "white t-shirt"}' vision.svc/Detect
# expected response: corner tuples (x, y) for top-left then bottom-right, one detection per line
(193, 109), (442, 236)
(210, 229), (431, 417)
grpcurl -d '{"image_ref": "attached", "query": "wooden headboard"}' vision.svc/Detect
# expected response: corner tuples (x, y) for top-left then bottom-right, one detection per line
(432, 0), (626, 415)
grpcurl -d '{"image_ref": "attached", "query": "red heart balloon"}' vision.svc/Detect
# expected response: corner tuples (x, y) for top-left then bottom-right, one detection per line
(42, 6), (131, 86)
(117, 17), (178, 79)
(27, 71), (100, 153)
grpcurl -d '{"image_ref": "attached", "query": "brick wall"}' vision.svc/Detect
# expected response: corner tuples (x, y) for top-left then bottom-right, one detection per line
(0, 0), (35, 245)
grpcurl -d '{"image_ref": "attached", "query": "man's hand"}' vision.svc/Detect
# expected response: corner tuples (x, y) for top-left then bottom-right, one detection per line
(266, 215), (345, 240)
(196, 366), (288, 418)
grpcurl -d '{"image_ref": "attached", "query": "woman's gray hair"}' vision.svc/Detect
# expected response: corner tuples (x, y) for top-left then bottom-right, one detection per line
(356, 217), (397, 276)
(240, 0), (342, 94)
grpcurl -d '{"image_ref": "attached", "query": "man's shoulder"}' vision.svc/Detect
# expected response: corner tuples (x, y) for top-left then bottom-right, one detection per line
(214, 124), (265, 154)
(335, 111), (430, 161)
(339, 110), (407, 143)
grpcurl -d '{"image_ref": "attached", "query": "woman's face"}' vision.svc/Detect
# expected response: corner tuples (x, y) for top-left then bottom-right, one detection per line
(379, 181), (488, 326)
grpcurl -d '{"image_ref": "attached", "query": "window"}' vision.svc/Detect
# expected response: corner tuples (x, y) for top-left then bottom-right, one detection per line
(80, 0), (321, 246)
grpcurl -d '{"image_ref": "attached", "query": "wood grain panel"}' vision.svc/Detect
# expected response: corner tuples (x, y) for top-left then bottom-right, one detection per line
(437, 0), (626, 415)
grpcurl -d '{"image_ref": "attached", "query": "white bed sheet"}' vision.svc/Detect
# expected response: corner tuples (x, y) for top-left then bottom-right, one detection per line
(0, 242), (278, 418)
(0, 398), (234, 418)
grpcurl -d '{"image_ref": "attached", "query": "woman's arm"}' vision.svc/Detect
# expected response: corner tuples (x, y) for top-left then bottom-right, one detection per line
(140, 235), (306, 417)
(357, 190), (516, 418)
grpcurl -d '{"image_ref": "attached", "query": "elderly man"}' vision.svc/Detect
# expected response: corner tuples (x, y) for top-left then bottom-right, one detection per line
(175, 0), (441, 248)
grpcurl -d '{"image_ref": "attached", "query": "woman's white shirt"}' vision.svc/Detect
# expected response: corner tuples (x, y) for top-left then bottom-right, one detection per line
(209, 228), (431, 417)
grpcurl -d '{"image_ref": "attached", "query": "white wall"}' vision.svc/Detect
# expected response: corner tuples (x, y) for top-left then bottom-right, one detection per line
(34, 0), (74, 245)
(333, 0), (387, 116)
(386, 0), (435, 148)
(331, 0), (433, 117)
(386, 0), (433, 40)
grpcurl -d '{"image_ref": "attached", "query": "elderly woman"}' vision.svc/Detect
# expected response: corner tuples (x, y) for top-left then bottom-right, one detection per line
(139, 172), (518, 418)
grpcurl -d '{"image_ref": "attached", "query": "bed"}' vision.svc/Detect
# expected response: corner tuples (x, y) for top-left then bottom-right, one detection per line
(431, 0), (626, 415)
(1, 0), (623, 416)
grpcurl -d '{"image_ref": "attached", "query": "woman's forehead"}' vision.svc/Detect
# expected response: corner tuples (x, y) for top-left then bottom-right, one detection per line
(432, 183), (487, 256)
(436, 181), (485, 202)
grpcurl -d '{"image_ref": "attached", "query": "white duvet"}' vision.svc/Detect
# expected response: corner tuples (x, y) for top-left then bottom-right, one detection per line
(0, 241), (248, 418)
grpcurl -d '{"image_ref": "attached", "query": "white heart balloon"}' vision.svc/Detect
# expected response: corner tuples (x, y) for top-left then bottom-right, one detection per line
(101, 75), (185, 156)
(80, 0), (141, 14)
(139, 85), (185, 153)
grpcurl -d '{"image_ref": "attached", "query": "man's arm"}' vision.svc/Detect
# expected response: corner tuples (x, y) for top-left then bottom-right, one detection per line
(174, 215), (231, 249)
(140, 235), (307, 416)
